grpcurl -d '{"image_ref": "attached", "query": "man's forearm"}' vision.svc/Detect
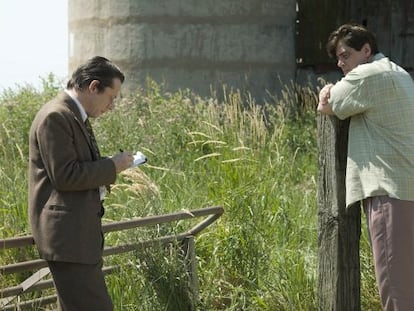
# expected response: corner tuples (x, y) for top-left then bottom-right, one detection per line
(317, 84), (336, 115)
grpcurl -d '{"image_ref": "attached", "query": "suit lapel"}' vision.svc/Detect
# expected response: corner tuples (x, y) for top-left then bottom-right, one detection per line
(60, 93), (111, 193)
(60, 93), (99, 160)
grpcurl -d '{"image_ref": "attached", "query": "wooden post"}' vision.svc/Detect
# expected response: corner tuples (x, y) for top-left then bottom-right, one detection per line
(182, 236), (199, 309)
(317, 115), (361, 310)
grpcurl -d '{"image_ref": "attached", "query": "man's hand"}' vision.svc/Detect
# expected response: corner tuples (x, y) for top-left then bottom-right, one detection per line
(317, 84), (335, 115)
(111, 151), (134, 173)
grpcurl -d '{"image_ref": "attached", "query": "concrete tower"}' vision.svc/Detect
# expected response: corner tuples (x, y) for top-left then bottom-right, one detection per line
(68, 0), (296, 100)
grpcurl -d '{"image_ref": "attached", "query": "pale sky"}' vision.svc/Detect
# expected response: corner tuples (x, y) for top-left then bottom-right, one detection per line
(0, 0), (68, 92)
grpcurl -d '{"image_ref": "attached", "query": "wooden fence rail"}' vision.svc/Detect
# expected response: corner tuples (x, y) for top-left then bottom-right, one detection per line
(0, 205), (224, 310)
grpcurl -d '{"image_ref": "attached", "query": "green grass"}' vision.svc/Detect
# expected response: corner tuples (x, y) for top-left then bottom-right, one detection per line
(0, 77), (381, 310)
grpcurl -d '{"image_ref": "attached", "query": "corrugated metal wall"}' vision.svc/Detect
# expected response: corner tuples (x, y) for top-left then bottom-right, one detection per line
(296, 0), (414, 73)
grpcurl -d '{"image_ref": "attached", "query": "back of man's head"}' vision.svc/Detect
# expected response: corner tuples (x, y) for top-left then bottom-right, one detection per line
(326, 23), (379, 58)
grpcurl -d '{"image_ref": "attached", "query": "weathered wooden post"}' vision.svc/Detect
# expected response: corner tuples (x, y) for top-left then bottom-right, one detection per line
(317, 115), (361, 310)
(182, 235), (200, 307)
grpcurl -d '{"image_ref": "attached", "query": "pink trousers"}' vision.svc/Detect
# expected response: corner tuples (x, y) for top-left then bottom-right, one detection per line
(364, 196), (414, 311)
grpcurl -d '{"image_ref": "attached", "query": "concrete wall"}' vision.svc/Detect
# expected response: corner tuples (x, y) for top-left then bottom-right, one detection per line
(68, 0), (296, 100)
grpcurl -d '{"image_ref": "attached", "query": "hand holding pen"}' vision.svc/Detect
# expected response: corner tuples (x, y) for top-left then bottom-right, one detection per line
(111, 149), (133, 173)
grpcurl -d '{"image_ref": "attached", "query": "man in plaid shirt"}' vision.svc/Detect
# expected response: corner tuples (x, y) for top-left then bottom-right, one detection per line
(318, 23), (414, 310)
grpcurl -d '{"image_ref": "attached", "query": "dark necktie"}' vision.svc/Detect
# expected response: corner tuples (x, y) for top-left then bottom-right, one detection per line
(84, 118), (101, 160)
(84, 118), (111, 195)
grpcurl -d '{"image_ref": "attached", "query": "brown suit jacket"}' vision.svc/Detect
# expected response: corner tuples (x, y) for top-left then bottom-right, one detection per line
(28, 92), (116, 264)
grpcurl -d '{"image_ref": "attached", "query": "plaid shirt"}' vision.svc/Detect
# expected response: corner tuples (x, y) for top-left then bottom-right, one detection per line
(329, 53), (414, 207)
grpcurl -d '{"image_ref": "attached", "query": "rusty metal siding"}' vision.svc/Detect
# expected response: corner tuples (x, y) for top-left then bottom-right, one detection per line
(296, 0), (414, 72)
(295, 0), (338, 68)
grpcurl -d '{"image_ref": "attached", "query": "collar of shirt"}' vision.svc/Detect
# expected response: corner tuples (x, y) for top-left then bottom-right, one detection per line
(64, 89), (88, 122)
(372, 52), (385, 62)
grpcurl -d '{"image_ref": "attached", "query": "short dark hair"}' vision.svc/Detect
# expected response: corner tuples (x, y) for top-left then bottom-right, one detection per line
(326, 23), (379, 58)
(67, 56), (125, 92)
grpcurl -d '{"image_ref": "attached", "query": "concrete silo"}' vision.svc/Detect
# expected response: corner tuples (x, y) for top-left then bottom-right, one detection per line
(68, 0), (296, 100)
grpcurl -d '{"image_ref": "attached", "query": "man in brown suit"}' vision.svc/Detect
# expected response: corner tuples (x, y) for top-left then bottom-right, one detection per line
(28, 56), (133, 310)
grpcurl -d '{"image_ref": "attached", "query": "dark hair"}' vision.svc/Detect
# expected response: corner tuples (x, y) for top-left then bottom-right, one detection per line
(326, 23), (379, 58)
(67, 56), (125, 92)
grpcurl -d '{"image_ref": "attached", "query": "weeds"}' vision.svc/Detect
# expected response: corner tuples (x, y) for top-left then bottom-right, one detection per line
(0, 78), (380, 310)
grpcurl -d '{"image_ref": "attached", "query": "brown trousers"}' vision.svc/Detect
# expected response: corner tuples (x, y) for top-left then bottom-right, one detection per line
(47, 259), (113, 311)
(364, 196), (414, 311)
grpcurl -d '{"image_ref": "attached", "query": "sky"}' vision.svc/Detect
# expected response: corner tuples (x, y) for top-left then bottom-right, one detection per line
(0, 0), (68, 92)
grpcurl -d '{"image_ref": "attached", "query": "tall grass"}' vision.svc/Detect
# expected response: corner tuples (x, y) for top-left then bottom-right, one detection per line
(0, 78), (380, 310)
